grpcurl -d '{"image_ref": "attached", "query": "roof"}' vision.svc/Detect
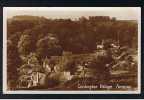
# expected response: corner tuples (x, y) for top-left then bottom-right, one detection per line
(18, 64), (32, 70)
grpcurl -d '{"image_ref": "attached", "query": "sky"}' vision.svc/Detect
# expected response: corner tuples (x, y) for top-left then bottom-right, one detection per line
(4, 7), (140, 20)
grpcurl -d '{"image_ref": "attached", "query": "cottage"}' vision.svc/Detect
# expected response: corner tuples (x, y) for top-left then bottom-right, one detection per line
(18, 63), (46, 88)
(31, 72), (46, 86)
(18, 71), (46, 88)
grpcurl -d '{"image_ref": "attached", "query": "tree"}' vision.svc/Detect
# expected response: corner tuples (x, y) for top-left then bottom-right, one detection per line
(7, 40), (22, 89)
(18, 34), (35, 57)
(36, 34), (63, 60)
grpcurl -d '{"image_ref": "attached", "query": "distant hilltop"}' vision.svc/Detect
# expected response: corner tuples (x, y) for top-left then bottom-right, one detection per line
(7, 15), (47, 24)
(7, 15), (137, 23)
(117, 20), (137, 23)
(12, 15), (46, 20)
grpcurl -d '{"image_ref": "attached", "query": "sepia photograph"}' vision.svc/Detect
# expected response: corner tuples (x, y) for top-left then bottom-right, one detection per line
(3, 7), (141, 94)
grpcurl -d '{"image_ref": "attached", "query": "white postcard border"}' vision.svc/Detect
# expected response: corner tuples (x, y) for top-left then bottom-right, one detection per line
(3, 7), (141, 94)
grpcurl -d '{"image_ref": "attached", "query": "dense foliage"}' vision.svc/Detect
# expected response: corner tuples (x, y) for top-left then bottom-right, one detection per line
(7, 15), (138, 89)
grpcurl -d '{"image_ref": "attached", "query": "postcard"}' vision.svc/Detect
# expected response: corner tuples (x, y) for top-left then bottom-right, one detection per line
(3, 7), (141, 94)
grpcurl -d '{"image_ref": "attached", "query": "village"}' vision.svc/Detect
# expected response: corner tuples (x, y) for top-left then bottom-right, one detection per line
(16, 40), (137, 90)
(6, 14), (138, 91)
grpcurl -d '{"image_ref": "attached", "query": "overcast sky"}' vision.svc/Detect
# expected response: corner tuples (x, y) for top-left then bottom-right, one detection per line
(4, 7), (140, 20)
